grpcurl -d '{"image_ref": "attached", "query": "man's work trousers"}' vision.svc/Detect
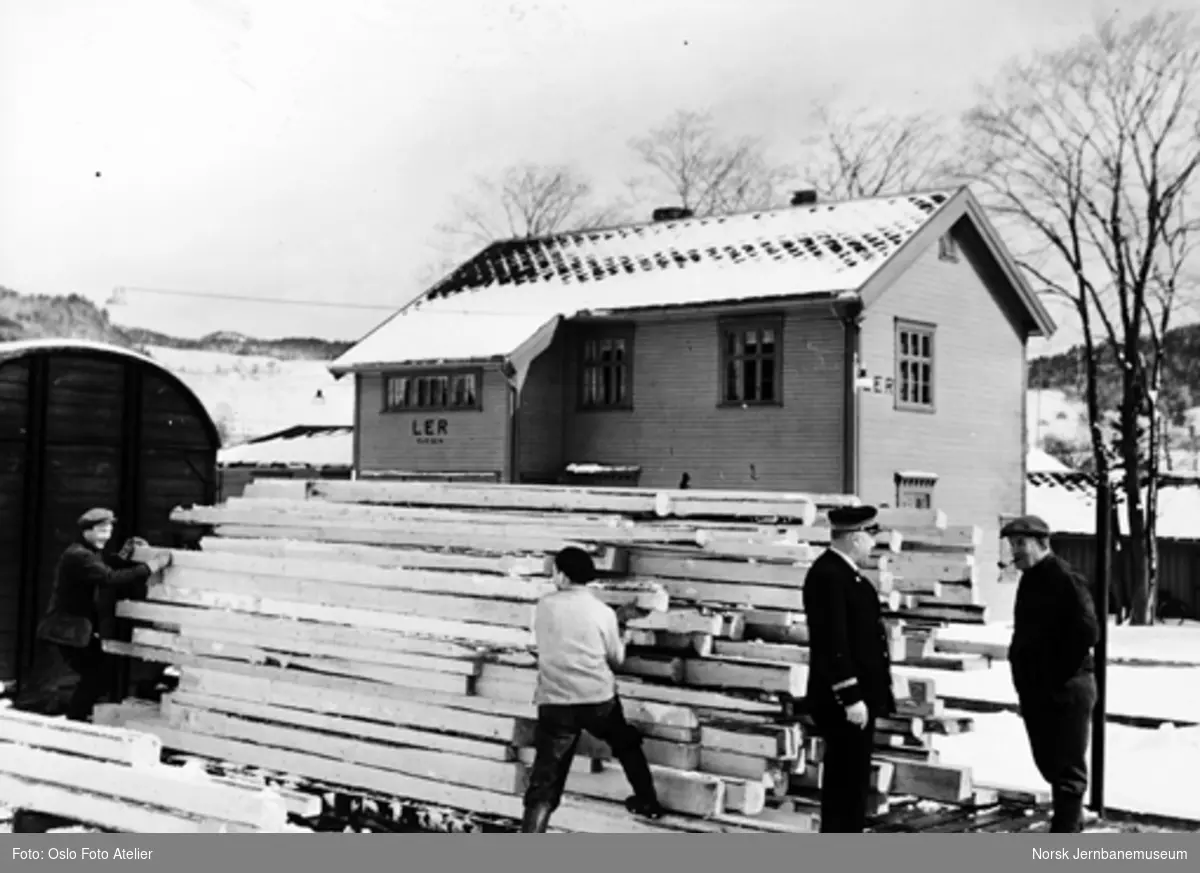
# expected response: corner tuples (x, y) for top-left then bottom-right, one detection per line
(522, 696), (658, 827)
(1019, 673), (1097, 833)
(57, 638), (113, 723)
(814, 709), (877, 833)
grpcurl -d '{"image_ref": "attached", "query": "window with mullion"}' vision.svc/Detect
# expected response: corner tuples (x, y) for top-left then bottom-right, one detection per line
(895, 321), (935, 412)
(721, 320), (780, 405)
(383, 370), (481, 412)
(580, 333), (632, 409)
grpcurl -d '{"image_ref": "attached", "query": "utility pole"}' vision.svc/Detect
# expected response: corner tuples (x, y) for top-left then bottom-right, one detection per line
(1090, 474), (1111, 817)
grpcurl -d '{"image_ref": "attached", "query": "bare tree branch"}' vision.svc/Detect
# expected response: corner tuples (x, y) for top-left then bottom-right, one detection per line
(801, 101), (962, 199)
(432, 163), (627, 261)
(960, 8), (1200, 624)
(626, 109), (794, 217)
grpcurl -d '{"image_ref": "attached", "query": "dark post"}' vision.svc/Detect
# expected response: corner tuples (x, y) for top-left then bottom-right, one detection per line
(1090, 476), (1111, 816)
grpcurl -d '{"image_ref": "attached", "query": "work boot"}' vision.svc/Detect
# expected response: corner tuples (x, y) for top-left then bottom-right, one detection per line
(519, 803), (553, 833)
(1050, 791), (1084, 833)
(624, 795), (665, 820)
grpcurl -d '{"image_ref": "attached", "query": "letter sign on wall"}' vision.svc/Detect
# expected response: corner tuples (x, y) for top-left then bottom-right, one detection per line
(412, 418), (449, 445)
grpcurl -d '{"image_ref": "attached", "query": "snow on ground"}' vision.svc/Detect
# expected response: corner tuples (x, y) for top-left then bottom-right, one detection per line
(896, 660), (1200, 725)
(935, 711), (1200, 821)
(939, 620), (1200, 667)
(142, 345), (354, 443)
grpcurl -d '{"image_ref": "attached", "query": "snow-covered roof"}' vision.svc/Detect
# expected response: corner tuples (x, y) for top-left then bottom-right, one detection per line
(219, 425), (353, 468)
(331, 189), (963, 374)
(1026, 471), (1200, 540)
(1027, 447), (1070, 473)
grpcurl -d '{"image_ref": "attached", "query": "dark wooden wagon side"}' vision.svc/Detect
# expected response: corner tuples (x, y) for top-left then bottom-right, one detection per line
(0, 339), (219, 708)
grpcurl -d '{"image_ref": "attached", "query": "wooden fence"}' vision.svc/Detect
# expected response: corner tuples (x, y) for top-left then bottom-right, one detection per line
(1051, 533), (1200, 619)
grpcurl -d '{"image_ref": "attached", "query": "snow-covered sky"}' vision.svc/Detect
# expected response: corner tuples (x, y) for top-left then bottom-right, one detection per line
(0, 0), (1181, 349)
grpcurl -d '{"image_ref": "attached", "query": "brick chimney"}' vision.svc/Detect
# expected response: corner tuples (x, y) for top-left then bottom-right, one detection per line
(652, 206), (694, 222)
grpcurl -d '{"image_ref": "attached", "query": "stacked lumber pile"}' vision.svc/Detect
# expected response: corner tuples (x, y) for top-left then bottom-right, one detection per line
(0, 701), (305, 833)
(96, 479), (995, 833)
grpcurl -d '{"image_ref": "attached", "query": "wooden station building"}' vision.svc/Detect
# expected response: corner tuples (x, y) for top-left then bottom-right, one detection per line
(0, 339), (220, 701)
(330, 187), (1057, 618)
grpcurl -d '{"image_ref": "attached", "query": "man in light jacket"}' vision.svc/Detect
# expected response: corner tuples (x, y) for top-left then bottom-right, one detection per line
(519, 546), (664, 832)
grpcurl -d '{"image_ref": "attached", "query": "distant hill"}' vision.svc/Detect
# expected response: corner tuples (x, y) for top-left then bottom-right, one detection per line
(1029, 322), (1200, 422)
(0, 285), (353, 360)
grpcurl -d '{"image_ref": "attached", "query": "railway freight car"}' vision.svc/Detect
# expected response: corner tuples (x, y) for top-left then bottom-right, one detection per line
(0, 339), (219, 707)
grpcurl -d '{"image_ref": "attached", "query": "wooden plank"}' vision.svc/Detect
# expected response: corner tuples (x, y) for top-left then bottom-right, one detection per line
(897, 525), (983, 550)
(620, 655), (685, 682)
(657, 494), (817, 525)
(698, 747), (786, 783)
(133, 586), (534, 649)
(0, 707), (162, 767)
(160, 567), (537, 629)
(629, 552), (806, 587)
(163, 695), (512, 763)
(694, 533), (817, 564)
(699, 724), (791, 759)
(132, 627), (483, 678)
(177, 505), (700, 548)
(174, 663), (521, 740)
(616, 680), (781, 715)
(626, 609), (726, 636)
(159, 549), (554, 602)
(306, 479), (663, 515)
(888, 552), (976, 584)
(713, 640), (808, 664)
(0, 773), (269, 834)
(649, 577), (806, 611)
(197, 536), (550, 576)
(0, 740), (289, 830)
(878, 758), (973, 802)
(682, 656), (807, 696)
(113, 636), (475, 696)
(117, 601), (532, 665)
(722, 776), (770, 815)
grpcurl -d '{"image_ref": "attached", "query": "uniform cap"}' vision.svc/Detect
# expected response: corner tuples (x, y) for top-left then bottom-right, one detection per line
(829, 505), (880, 534)
(554, 546), (597, 584)
(77, 507), (116, 531)
(1000, 515), (1051, 538)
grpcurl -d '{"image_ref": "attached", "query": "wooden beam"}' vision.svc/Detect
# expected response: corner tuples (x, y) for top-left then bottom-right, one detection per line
(0, 773), (270, 834)
(133, 585), (534, 649)
(160, 567), (538, 629)
(628, 552), (806, 587)
(195, 536), (550, 576)
(0, 706), (162, 767)
(648, 577), (806, 612)
(0, 740), (289, 830)
(682, 656), (807, 696)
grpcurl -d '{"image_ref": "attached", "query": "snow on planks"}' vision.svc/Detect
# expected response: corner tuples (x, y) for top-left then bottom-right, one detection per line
(102, 478), (992, 832)
(0, 707), (300, 833)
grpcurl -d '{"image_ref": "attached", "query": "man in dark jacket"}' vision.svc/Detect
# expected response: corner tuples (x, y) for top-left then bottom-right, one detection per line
(803, 505), (896, 833)
(40, 508), (171, 722)
(1003, 514), (1100, 833)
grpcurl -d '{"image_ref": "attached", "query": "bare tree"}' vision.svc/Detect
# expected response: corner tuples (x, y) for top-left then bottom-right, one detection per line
(961, 9), (1200, 624)
(431, 163), (626, 261)
(802, 101), (962, 200)
(627, 109), (794, 217)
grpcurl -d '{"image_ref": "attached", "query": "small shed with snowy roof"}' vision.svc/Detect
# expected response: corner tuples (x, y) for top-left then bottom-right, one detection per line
(332, 186), (1056, 620)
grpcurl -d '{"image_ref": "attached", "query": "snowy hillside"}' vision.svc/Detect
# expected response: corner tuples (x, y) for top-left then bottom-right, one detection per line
(142, 345), (354, 445)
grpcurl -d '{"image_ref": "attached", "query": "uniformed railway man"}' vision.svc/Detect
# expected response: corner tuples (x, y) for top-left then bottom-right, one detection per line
(37, 508), (172, 722)
(519, 546), (665, 832)
(1003, 515), (1100, 833)
(802, 505), (896, 833)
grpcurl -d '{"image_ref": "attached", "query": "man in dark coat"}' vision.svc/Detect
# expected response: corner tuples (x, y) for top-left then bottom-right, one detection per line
(803, 505), (895, 833)
(39, 508), (171, 722)
(1003, 515), (1100, 833)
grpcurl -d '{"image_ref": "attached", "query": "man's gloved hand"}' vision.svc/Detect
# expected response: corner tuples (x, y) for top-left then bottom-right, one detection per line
(142, 551), (173, 575)
(119, 536), (150, 561)
(614, 603), (649, 626)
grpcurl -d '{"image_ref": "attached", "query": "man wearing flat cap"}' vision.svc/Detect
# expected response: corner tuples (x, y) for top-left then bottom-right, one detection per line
(803, 505), (896, 833)
(1002, 514), (1100, 833)
(37, 507), (172, 722)
(519, 545), (664, 832)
